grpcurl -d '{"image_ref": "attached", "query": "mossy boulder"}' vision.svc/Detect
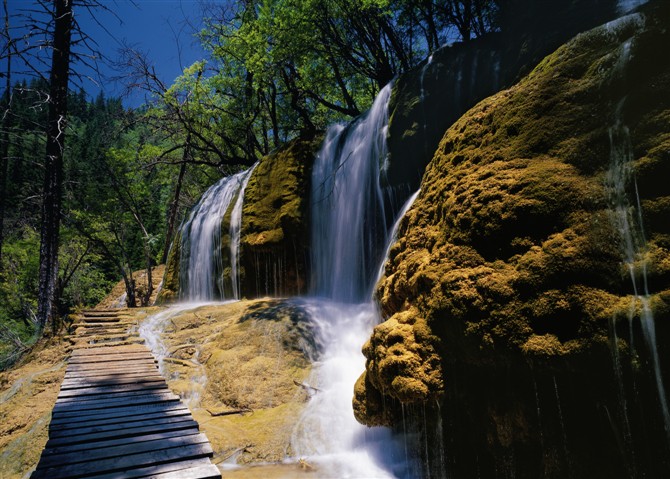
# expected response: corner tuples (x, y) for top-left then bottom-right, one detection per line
(148, 299), (315, 465)
(240, 137), (321, 297)
(356, 5), (670, 478)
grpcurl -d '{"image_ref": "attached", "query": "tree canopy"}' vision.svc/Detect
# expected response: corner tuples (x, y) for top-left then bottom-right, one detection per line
(0, 0), (502, 365)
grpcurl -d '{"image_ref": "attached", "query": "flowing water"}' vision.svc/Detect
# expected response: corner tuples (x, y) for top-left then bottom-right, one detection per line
(143, 79), (419, 477)
(179, 165), (256, 301)
(606, 30), (670, 438)
(294, 81), (422, 477)
(290, 300), (408, 478)
(310, 83), (393, 302)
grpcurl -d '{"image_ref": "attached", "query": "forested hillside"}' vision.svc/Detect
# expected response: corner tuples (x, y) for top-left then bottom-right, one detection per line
(1, 0), (518, 365)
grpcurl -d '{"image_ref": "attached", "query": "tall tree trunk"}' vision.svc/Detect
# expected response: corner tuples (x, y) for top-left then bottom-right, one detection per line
(161, 144), (188, 264)
(0, 0), (11, 271)
(37, 0), (72, 332)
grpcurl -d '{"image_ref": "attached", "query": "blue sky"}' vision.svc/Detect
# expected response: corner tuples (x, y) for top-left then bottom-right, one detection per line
(5, 0), (217, 107)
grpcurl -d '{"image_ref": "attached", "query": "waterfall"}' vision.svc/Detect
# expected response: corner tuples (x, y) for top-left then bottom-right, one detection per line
(606, 34), (670, 437)
(292, 81), (418, 478)
(179, 165), (256, 301)
(310, 83), (393, 302)
(229, 163), (258, 299)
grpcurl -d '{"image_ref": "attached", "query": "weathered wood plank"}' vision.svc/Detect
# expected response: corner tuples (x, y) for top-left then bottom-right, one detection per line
(67, 356), (156, 366)
(61, 373), (164, 388)
(53, 391), (179, 413)
(56, 386), (171, 403)
(48, 415), (197, 440)
(64, 364), (159, 376)
(65, 361), (158, 372)
(43, 427), (202, 456)
(58, 380), (167, 397)
(60, 377), (164, 390)
(71, 344), (146, 356)
(49, 405), (191, 429)
(33, 436), (213, 475)
(68, 352), (155, 364)
(82, 458), (217, 479)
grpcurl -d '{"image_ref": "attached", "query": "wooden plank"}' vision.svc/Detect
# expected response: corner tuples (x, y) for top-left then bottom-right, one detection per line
(49, 405), (191, 429)
(77, 317), (121, 322)
(34, 434), (212, 471)
(56, 386), (171, 403)
(43, 427), (202, 456)
(61, 374), (164, 389)
(48, 415), (197, 440)
(58, 379), (167, 397)
(66, 360), (158, 372)
(71, 344), (146, 356)
(82, 458), (218, 479)
(62, 369), (162, 380)
(33, 442), (214, 479)
(68, 352), (155, 364)
(52, 392), (179, 414)
(74, 328), (128, 336)
(66, 358), (156, 368)
(64, 366), (158, 377)
(55, 388), (172, 407)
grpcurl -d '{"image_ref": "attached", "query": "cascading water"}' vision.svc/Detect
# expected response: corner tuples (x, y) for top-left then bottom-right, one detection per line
(310, 83), (393, 302)
(179, 165), (256, 301)
(605, 26), (670, 438)
(229, 163), (258, 299)
(291, 82), (420, 478)
(140, 166), (256, 411)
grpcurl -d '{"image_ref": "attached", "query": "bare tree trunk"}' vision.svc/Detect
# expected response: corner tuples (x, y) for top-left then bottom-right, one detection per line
(122, 269), (136, 308)
(161, 143), (188, 265)
(142, 245), (153, 306)
(37, 0), (72, 332)
(0, 0), (11, 271)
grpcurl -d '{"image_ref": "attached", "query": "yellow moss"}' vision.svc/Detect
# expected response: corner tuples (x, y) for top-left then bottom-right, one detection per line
(357, 9), (670, 427)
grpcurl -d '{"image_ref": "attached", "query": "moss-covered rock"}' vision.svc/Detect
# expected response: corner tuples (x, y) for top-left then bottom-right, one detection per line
(148, 299), (315, 465)
(357, 5), (670, 478)
(384, 0), (622, 195)
(240, 137), (321, 297)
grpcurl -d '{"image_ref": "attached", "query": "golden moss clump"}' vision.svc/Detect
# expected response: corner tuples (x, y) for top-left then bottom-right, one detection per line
(240, 137), (321, 297)
(354, 307), (443, 426)
(356, 8), (670, 426)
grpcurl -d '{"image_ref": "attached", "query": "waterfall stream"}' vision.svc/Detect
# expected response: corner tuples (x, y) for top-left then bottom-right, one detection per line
(179, 165), (256, 301)
(143, 80), (418, 477)
(310, 83), (393, 302)
(292, 81), (420, 477)
(606, 29), (670, 438)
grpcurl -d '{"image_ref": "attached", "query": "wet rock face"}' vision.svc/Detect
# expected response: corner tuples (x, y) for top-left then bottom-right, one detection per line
(240, 137), (320, 298)
(384, 0), (621, 197)
(157, 137), (319, 303)
(357, 4), (670, 478)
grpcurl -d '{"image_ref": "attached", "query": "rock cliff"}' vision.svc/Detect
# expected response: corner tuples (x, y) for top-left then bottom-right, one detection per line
(356, 4), (670, 477)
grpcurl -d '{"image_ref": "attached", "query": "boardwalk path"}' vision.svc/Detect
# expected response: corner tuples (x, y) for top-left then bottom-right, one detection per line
(32, 309), (221, 479)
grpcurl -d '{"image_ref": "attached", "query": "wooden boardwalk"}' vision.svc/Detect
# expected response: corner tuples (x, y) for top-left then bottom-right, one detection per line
(32, 309), (221, 479)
